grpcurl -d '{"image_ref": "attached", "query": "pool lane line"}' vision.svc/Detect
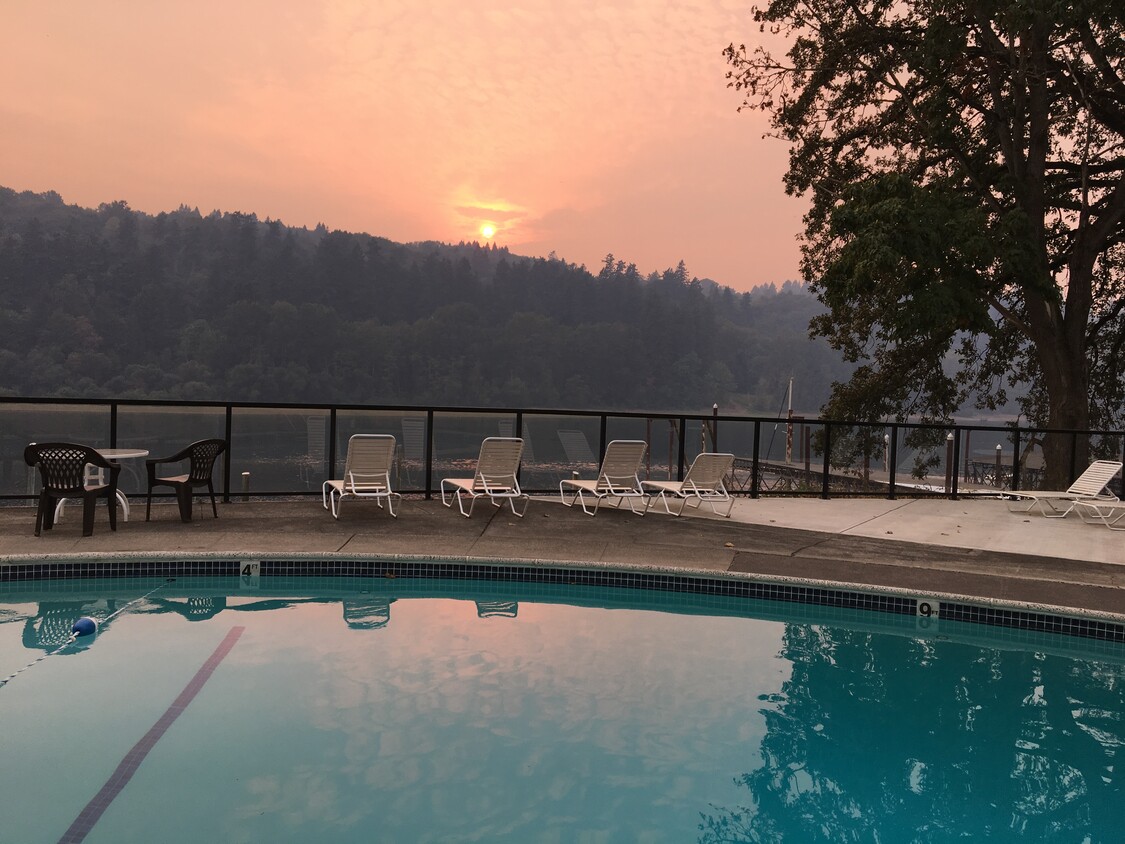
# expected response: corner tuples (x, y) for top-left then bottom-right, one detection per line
(57, 625), (246, 844)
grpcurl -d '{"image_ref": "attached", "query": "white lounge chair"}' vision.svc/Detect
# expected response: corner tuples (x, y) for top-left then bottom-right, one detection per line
(1074, 499), (1125, 530)
(441, 437), (529, 518)
(1004, 459), (1122, 517)
(322, 434), (401, 519)
(559, 439), (648, 516)
(642, 452), (736, 517)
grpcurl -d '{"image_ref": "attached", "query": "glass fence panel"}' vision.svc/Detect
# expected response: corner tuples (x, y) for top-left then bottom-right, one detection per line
(115, 406), (227, 496)
(750, 419), (823, 494)
(707, 419), (756, 495)
(430, 411), (518, 490)
(958, 426), (1011, 491)
(520, 413), (601, 492)
(230, 407), (330, 495)
(821, 422), (897, 495)
(887, 426), (956, 495)
(641, 418), (681, 482)
(334, 410), (427, 493)
(951, 425), (1116, 494)
(602, 417), (660, 483)
(681, 418), (709, 468)
(0, 404), (110, 497)
(1016, 429), (1125, 495)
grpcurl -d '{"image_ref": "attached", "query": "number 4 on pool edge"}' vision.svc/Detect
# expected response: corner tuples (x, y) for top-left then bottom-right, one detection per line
(239, 560), (261, 588)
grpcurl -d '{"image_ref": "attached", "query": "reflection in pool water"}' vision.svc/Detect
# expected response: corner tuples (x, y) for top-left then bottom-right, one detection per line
(0, 577), (1121, 843)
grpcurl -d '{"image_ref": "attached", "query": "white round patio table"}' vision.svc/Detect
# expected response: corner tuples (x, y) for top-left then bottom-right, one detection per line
(55, 447), (150, 523)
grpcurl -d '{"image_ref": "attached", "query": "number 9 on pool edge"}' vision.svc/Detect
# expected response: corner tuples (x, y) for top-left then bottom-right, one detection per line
(915, 598), (939, 631)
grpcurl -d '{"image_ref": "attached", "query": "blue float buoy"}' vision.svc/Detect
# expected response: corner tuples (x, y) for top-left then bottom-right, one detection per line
(71, 617), (98, 637)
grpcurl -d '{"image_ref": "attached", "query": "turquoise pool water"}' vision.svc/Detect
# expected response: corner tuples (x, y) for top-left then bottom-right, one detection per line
(0, 577), (1121, 843)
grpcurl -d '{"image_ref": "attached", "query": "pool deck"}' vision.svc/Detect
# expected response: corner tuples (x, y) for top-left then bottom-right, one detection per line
(1, 494), (1122, 619)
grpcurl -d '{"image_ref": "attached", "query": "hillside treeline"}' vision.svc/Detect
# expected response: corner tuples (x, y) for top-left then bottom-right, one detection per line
(0, 187), (851, 413)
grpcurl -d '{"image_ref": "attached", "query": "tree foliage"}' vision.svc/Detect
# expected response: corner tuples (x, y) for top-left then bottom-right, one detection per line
(0, 187), (851, 414)
(725, 0), (1125, 449)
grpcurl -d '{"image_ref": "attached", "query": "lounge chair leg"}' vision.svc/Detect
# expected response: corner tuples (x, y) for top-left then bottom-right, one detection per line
(584, 492), (599, 516)
(558, 483), (577, 509)
(444, 487), (474, 517)
(508, 494), (529, 518)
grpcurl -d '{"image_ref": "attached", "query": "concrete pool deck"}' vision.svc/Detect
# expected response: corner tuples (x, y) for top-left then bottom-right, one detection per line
(0, 494), (1122, 618)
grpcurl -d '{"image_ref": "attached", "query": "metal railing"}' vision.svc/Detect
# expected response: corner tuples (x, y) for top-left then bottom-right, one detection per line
(2, 396), (1122, 503)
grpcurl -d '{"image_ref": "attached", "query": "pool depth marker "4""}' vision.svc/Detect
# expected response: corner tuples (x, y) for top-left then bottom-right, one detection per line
(239, 560), (261, 590)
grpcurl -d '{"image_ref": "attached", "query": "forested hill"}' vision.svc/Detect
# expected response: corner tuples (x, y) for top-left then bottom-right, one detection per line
(0, 187), (851, 413)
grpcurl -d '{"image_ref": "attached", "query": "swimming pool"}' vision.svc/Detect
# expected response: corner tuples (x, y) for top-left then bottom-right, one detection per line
(1, 573), (1122, 843)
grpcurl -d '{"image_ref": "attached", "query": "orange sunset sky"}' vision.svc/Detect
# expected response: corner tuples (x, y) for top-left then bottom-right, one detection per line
(1, 1), (804, 293)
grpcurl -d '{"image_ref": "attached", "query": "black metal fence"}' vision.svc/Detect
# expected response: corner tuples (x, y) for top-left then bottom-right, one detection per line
(2, 397), (1122, 502)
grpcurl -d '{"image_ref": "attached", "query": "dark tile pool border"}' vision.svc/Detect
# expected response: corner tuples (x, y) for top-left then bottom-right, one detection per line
(2, 557), (1122, 645)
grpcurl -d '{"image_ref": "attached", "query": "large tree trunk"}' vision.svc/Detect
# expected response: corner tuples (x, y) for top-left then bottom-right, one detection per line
(1036, 332), (1090, 490)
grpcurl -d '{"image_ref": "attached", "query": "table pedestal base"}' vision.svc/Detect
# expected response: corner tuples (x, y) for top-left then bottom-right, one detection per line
(55, 490), (131, 523)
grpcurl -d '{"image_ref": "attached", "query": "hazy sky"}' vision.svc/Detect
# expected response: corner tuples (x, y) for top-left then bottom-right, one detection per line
(1, 1), (804, 292)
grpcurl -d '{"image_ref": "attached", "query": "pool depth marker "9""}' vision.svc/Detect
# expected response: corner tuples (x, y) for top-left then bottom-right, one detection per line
(916, 598), (940, 632)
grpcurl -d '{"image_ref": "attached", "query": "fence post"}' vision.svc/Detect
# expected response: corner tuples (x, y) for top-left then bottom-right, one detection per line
(951, 427), (962, 499)
(887, 425), (898, 500)
(327, 408), (337, 482)
(805, 425), (814, 479)
(821, 423), (831, 499)
(109, 402), (118, 449)
(223, 405), (233, 503)
(1011, 426), (1023, 491)
(424, 409), (435, 500)
(751, 420), (761, 500)
(945, 433), (954, 495)
(677, 417), (687, 480)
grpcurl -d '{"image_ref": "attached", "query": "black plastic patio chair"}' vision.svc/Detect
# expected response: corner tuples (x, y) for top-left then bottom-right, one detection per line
(145, 438), (227, 522)
(24, 442), (121, 537)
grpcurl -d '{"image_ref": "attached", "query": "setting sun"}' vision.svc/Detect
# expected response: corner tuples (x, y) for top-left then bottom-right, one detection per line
(480, 223), (496, 239)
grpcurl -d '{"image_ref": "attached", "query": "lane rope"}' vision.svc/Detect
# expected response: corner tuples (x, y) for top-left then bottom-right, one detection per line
(0, 578), (174, 691)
